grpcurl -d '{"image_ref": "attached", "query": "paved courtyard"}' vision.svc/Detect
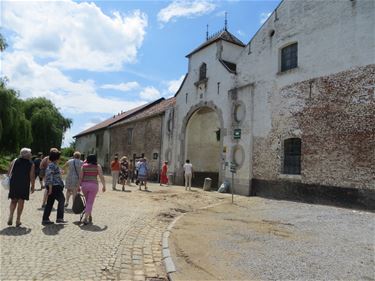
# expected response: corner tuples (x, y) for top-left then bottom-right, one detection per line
(1, 176), (374, 281)
(0, 177), (226, 281)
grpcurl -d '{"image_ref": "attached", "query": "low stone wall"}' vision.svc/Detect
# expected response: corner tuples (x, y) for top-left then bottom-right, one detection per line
(251, 179), (375, 211)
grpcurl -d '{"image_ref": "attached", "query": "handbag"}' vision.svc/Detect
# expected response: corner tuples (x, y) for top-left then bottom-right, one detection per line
(1, 159), (16, 190)
(72, 192), (86, 214)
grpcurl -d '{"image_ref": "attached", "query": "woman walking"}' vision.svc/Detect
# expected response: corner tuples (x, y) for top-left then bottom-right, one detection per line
(137, 158), (149, 191)
(79, 154), (106, 225)
(62, 151), (83, 208)
(7, 148), (35, 227)
(119, 156), (129, 191)
(160, 161), (169, 186)
(42, 150), (66, 225)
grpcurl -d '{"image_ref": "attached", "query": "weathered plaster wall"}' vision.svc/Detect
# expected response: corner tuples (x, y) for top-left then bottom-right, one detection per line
(75, 133), (96, 159)
(172, 41), (247, 191)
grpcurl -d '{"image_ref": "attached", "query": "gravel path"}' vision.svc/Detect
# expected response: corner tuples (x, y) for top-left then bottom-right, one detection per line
(169, 197), (375, 281)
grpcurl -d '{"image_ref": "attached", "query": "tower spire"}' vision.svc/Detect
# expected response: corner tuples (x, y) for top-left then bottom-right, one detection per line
(206, 24), (209, 40)
(224, 12), (228, 30)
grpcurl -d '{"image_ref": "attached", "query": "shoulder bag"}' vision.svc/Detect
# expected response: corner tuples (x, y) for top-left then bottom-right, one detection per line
(1, 159), (17, 190)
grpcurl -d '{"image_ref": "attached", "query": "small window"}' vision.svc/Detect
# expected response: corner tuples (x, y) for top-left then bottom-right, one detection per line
(96, 133), (103, 148)
(281, 43), (298, 72)
(127, 128), (133, 145)
(283, 138), (301, 175)
(199, 63), (207, 81)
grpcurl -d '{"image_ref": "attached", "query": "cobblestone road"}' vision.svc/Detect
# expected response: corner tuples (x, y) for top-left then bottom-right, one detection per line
(0, 177), (228, 281)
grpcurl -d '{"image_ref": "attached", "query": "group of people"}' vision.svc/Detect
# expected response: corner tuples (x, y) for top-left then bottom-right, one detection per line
(5, 147), (194, 227)
(6, 147), (106, 227)
(110, 155), (156, 191)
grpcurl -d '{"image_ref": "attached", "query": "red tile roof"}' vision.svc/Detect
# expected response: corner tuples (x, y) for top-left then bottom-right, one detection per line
(111, 97), (176, 126)
(74, 98), (167, 138)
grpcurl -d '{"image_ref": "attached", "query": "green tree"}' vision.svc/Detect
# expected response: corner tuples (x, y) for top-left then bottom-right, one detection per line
(0, 33), (71, 154)
(23, 97), (72, 153)
(0, 80), (33, 153)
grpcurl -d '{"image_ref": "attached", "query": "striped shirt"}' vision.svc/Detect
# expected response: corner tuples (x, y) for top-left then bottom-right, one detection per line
(82, 163), (98, 183)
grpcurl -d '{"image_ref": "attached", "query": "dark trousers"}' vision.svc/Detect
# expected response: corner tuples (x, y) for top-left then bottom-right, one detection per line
(42, 185), (65, 221)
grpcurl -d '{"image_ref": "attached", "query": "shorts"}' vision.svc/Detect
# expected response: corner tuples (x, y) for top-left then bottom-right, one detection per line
(39, 169), (46, 178)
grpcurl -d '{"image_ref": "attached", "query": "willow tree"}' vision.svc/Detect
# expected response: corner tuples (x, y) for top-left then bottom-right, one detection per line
(23, 97), (72, 154)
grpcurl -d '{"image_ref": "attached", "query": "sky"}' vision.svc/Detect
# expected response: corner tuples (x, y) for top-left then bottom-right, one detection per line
(0, 0), (280, 147)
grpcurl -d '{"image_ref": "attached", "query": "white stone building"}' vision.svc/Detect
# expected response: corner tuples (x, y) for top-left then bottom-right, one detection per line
(167, 0), (375, 207)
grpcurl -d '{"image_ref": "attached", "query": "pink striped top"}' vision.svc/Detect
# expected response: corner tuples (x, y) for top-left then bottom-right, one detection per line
(82, 163), (98, 183)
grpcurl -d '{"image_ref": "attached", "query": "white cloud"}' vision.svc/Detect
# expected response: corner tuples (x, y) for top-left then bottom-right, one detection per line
(260, 12), (272, 24)
(139, 87), (161, 101)
(167, 75), (185, 95)
(2, 51), (145, 114)
(101, 82), (140, 92)
(3, 1), (148, 71)
(237, 30), (246, 38)
(158, 0), (216, 24)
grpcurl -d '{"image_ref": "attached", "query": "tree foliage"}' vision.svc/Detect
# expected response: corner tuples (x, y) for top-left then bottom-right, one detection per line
(0, 80), (32, 152)
(0, 82), (72, 154)
(0, 33), (72, 154)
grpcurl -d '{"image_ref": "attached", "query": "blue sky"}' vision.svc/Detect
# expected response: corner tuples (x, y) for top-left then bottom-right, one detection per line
(1, 0), (280, 147)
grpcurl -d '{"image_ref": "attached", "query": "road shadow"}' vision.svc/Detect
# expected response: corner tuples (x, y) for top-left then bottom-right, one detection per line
(42, 224), (65, 236)
(78, 224), (108, 232)
(0, 226), (32, 236)
(37, 207), (56, 212)
(112, 189), (132, 192)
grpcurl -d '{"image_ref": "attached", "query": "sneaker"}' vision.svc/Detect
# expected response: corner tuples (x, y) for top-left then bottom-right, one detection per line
(42, 220), (54, 225)
(56, 219), (68, 224)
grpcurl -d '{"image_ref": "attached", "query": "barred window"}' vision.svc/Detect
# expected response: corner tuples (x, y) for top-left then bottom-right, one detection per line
(283, 138), (301, 175)
(199, 63), (207, 81)
(281, 43), (298, 72)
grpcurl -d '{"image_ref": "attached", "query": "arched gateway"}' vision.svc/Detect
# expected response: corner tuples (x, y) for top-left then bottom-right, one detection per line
(180, 102), (224, 189)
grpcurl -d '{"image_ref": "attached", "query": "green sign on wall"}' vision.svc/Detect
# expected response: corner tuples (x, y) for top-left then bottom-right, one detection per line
(233, 128), (241, 139)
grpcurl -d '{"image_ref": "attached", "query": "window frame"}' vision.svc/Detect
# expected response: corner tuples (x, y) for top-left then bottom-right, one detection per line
(199, 63), (207, 81)
(283, 137), (301, 175)
(280, 42), (298, 72)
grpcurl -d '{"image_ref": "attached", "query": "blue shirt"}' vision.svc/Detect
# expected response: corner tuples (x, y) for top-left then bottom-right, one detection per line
(45, 162), (64, 187)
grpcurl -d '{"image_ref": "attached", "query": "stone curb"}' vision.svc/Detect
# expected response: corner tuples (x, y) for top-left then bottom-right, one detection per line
(163, 201), (227, 281)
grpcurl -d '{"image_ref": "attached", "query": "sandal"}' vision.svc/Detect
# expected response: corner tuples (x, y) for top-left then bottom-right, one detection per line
(15, 221), (22, 227)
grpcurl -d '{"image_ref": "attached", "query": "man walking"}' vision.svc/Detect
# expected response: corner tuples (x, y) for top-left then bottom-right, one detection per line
(110, 155), (120, 190)
(183, 159), (193, 191)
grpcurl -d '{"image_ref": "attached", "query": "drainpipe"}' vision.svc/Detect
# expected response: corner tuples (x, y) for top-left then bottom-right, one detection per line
(158, 113), (164, 183)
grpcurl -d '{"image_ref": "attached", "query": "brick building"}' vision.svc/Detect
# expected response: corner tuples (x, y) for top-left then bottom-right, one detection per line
(109, 98), (175, 181)
(74, 98), (175, 174)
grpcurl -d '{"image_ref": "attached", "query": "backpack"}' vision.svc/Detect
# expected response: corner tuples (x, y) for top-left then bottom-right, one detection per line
(72, 193), (86, 214)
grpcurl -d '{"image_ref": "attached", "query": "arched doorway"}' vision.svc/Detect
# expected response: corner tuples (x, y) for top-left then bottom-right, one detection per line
(185, 107), (221, 188)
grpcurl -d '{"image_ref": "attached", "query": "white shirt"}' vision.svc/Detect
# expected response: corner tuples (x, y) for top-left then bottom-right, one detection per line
(183, 163), (193, 175)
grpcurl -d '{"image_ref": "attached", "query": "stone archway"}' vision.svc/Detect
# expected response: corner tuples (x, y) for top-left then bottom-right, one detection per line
(179, 101), (224, 189)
